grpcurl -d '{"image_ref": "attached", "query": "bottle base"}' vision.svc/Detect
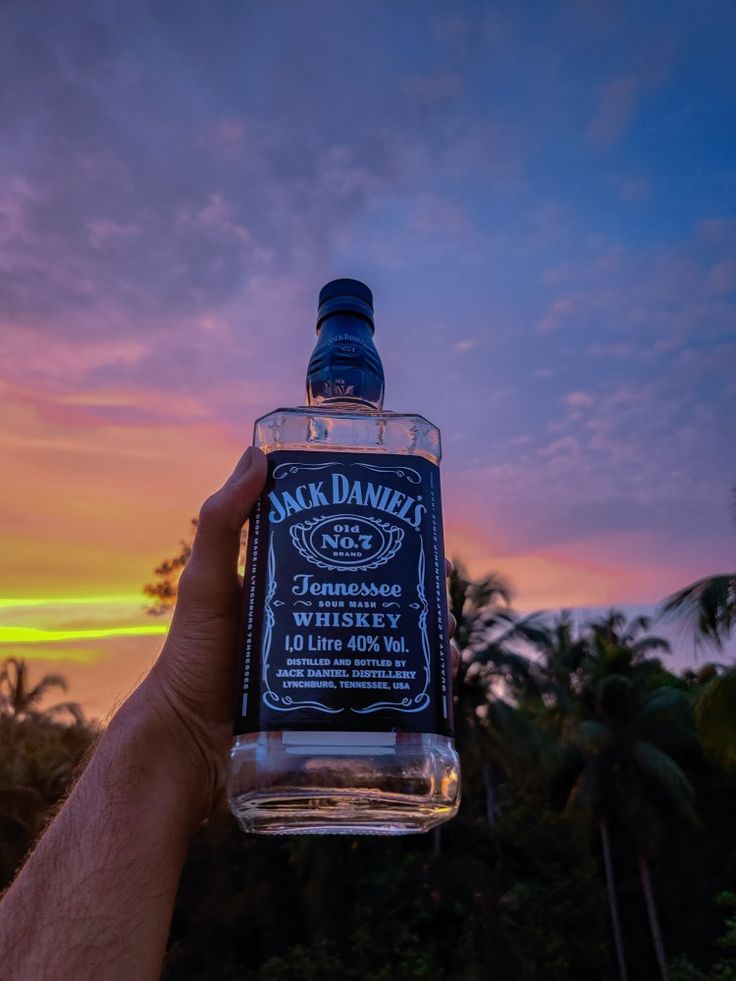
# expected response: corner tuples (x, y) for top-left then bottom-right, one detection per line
(231, 789), (456, 835)
(227, 731), (460, 836)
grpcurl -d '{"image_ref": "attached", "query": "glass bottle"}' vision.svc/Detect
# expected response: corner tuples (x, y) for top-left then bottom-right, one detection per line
(227, 279), (460, 834)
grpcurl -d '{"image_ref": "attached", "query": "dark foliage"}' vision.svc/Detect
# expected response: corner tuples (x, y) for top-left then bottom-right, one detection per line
(4, 561), (736, 979)
(0, 714), (95, 887)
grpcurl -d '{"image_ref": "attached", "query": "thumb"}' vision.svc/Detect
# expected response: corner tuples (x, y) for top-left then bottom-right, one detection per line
(178, 446), (268, 609)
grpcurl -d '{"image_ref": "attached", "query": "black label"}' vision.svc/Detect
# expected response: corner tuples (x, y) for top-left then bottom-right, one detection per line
(235, 450), (452, 736)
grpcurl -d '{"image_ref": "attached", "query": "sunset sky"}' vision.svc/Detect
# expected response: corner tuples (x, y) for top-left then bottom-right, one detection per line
(2, 1), (735, 716)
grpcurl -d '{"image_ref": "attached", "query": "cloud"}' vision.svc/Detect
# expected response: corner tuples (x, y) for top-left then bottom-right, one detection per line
(709, 258), (736, 293)
(534, 295), (582, 332)
(696, 219), (736, 244)
(617, 177), (651, 202)
(87, 219), (142, 251)
(177, 192), (251, 244)
(538, 435), (583, 459)
(200, 117), (248, 149)
(409, 193), (472, 237)
(565, 390), (595, 408)
(0, 0), (734, 645)
(402, 73), (463, 104)
(588, 342), (636, 358)
(454, 338), (477, 353)
(0, 329), (151, 386)
(587, 75), (640, 146)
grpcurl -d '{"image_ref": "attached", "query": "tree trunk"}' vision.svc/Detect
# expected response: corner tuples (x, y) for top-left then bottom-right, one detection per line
(600, 818), (628, 981)
(482, 762), (498, 824)
(638, 853), (670, 981)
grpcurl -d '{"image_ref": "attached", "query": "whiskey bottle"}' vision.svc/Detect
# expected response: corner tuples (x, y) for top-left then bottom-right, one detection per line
(227, 279), (460, 834)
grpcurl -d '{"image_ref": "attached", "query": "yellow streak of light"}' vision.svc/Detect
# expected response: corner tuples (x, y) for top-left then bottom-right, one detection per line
(0, 626), (169, 644)
(0, 595), (144, 609)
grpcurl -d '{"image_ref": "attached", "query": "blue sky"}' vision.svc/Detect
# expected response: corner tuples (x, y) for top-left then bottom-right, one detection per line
(0, 0), (734, 712)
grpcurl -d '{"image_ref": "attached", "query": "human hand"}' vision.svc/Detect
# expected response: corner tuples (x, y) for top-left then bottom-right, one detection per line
(139, 447), (460, 822)
(142, 446), (268, 820)
(446, 559), (460, 681)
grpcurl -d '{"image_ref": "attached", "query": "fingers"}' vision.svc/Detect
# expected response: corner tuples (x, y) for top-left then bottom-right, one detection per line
(445, 560), (458, 681)
(450, 640), (460, 681)
(178, 447), (268, 609)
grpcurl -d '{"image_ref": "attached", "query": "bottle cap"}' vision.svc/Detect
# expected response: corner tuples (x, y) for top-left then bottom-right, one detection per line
(317, 278), (374, 330)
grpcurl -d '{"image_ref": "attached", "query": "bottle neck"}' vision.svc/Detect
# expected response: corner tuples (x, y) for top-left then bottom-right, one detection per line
(306, 314), (385, 410)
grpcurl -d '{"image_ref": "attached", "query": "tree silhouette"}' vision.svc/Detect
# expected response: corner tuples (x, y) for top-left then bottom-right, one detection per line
(143, 518), (197, 615)
(555, 613), (700, 981)
(0, 658), (83, 724)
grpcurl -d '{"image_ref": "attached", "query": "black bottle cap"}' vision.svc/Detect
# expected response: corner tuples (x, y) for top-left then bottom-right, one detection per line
(317, 278), (374, 331)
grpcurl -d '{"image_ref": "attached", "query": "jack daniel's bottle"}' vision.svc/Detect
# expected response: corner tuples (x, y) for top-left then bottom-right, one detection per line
(227, 279), (460, 834)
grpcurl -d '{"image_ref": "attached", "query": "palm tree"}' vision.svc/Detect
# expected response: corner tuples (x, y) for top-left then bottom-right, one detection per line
(446, 562), (513, 825)
(0, 658), (83, 723)
(447, 560), (513, 657)
(526, 611), (694, 981)
(430, 562), (522, 853)
(564, 672), (699, 981)
(582, 611), (673, 685)
(662, 574), (736, 767)
(448, 563), (554, 822)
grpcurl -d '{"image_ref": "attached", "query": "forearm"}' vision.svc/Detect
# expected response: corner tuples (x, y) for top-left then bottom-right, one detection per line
(0, 684), (205, 981)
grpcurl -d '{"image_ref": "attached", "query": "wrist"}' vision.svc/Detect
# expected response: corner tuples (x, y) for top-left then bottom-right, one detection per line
(110, 678), (214, 833)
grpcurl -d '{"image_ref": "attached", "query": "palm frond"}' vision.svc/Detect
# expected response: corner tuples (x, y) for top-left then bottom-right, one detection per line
(47, 701), (86, 725)
(27, 674), (68, 707)
(485, 698), (558, 784)
(492, 610), (550, 649)
(661, 574), (736, 650)
(694, 667), (736, 767)
(624, 614), (652, 641)
(632, 739), (699, 827)
(632, 635), (671, 657)
(639, 686), (693, 726)
(468, 571), (513, 611)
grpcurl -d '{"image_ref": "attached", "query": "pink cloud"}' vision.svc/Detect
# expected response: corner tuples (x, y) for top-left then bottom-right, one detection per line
(454, 338), (477, 353)
(402, 73), (463, 103)
(618, 177), (650, 202)
(319, 145), (382, 201)
(0, 177), (37, 247)
(534, 294), (581, 331)
(0, 326), (150, 386)
(588, 342), (636, 358)
(203, 117), (247, 147)
(177, 192), (251, 244)
(709, 257), (736, 293)
(408, 193), (472, 237)
(87, 219), (142, 251)
(587, 75), (640, 147)
(538, 435), (583, 460)
(565, 390), (595, 408)
(696, 218), (736, 244)
(542, 264), (575, 284)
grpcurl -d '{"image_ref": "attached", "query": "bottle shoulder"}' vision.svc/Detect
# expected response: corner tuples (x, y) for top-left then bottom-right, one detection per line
(252, 405), (441, 463)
